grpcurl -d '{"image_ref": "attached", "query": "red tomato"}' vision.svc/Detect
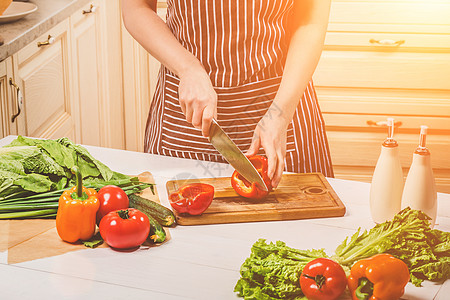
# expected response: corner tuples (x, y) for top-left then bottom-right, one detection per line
(99, 208), (150, 249)
(96, 185), (129, 224)
(300, 258), (347, 300)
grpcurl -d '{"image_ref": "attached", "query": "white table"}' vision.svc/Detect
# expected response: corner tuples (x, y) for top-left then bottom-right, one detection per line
(0, 136), (448, 300)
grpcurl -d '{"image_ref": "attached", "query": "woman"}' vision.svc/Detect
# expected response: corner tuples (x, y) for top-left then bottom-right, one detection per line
(122, 0), (333, 188)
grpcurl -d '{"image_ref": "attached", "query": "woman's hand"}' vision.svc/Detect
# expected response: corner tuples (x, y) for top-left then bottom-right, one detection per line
(245, 108), (290, 188)
(178, 66), (218, 137)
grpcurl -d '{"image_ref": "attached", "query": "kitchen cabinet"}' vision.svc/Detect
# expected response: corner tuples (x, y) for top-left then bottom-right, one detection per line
(70, 1), (104, 146)
(11, 20), (78, 141)
(313, 0), (450, 193)
(70, 0), (125, 148)
(0, 0), (125, 148)
(0, 57), (17, 138)
(121, 1), (167, 152)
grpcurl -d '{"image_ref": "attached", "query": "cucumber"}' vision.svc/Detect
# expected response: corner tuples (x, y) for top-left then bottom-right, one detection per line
(147, 214), (166, 243)
(129, 194), (176, 227)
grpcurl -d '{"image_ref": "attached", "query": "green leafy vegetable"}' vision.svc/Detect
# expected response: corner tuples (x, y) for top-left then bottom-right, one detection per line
(235, 240), (326, 300)
(0, 136), (153, 219)
(333, 207), (450, 286)
(83, 232), (104, 248)
(14, 174), (55, 193)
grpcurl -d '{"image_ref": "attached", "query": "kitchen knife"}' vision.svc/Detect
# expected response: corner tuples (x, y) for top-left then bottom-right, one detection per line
(208, 119), (268, 191)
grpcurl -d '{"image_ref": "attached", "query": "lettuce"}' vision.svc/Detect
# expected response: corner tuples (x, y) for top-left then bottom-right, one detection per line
(334, 208), (450, 286)
(235, 240), (325, 299)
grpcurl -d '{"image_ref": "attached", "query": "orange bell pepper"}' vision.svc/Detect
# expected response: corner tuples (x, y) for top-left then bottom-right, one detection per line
(347, 253), (410, 300)
(56, 166), (99, 243)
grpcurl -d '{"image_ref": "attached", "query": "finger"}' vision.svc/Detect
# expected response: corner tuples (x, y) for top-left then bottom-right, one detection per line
(264, 144), (277, 180)
(191, 105), (204, 129)
(179, 101), (186, 115)
(211, 92), (218, 120)
(184, 99), (194, 124)
(178, 88), (187, 116)
(245, 134), (261, 157)
(272, 150), (285, 188)
(201, 106), (214, 137)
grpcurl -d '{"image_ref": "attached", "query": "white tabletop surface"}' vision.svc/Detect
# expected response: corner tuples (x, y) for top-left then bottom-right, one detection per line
(0, 135), (448, 300)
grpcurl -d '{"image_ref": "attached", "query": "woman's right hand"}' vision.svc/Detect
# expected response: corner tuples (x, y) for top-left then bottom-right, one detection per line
(178, 66), (217, 137)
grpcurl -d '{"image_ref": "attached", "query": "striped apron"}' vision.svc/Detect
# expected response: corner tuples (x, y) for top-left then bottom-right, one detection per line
(144, 0), (334, 177)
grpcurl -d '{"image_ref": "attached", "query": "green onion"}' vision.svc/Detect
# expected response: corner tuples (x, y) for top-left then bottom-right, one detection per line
(0, 181), (154, 219)
(0, 209), (58, 219)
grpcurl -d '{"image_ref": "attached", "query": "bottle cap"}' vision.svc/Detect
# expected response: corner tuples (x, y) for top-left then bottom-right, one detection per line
(383, 118), (398, 147)
(416, 125), (430, 155)
(387, 118), (394, 140)
(419, 125), (428, 148)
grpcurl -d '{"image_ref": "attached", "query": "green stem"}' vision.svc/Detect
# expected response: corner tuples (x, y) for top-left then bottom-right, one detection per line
(28, 213), (57, 219)
(338, 219), (426, 266)
(117, 209), (130, 219)
(0, 197), (60, 206)
(0, 182), (152, 202)
(0, 209), (58, 219)
(355, 278), (374, 300)
(71, 166), (83, 198)
(302, 274), (326, 290)
(0, 204), (58, 211)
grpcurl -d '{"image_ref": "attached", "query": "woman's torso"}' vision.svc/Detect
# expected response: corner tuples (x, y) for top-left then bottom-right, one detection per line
(165, 0), (294, 87)
(145, 0), (334, 177)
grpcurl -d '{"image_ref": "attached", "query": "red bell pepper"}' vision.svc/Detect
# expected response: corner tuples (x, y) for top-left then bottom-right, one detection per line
(231, 155), (273, 199)
(168, 183), (214, 215)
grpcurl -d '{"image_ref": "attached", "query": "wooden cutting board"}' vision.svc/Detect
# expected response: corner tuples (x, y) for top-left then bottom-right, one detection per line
(166, 173), (345, 225)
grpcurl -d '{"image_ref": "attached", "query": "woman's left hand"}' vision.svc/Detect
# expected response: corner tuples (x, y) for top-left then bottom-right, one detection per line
(245, 109), (290, 188)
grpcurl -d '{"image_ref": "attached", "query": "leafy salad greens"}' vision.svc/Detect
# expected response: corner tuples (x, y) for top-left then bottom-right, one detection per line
(0, 136), (152, 219)
(235, 208), (450, 299)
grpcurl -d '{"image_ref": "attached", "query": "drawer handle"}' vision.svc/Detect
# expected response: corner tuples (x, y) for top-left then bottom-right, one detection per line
(367, 120), (402, 128)
(82, 4), (97, 14)
(369, 39), (405, 47)
(37, 35), (55, 47)
(9, 78), (24, 123)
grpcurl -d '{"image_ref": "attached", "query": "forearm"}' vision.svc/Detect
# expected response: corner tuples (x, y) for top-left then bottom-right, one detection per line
(273, 0), (331, 125)
(121, 0), (203, 77)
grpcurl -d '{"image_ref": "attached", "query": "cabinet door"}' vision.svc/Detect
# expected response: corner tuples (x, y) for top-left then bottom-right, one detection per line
(70, 0), (106, 147)
(0, 57), (17, 138)
(12, 20), (78, 141)
(313, 0), (450, 193)
(121, 2), (167, 151)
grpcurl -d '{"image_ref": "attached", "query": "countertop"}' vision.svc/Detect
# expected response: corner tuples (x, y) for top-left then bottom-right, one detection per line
(0, 0), (91, 61)
(0, 135), (448, 299)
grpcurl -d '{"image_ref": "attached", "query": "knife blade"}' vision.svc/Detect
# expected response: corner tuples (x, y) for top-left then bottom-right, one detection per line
(208, 119), (268, 191)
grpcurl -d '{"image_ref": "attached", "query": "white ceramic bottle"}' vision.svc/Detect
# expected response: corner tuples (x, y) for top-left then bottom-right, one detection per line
(370, 118), (404, 223)
(401, 125), (437, 227)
